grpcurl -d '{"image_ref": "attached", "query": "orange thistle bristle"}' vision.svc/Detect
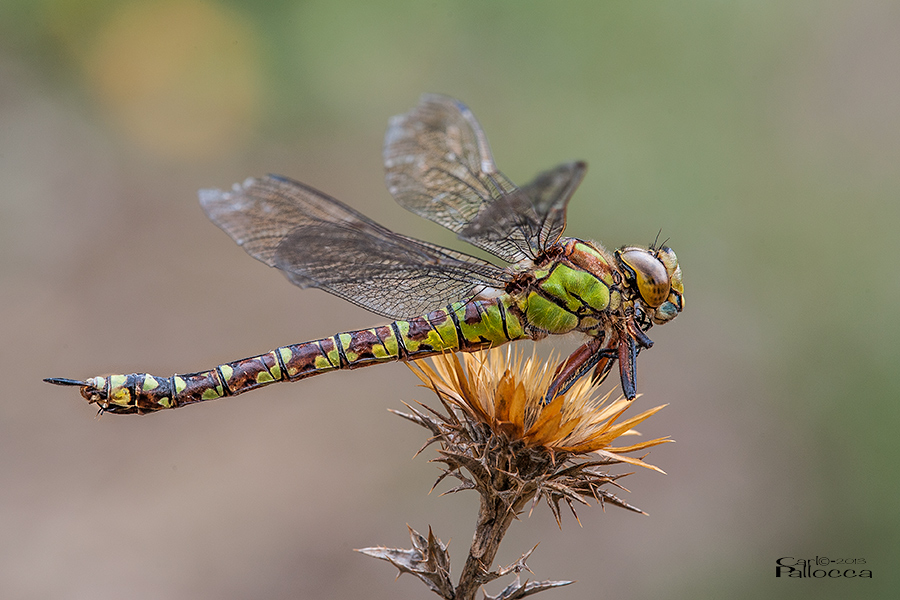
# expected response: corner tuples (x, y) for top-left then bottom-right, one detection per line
(408, 346), (671, 472)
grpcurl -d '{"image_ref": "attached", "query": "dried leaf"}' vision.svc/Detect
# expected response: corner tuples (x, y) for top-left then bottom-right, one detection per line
(485, 577), (574, 600)
(357, 526), (454, 599)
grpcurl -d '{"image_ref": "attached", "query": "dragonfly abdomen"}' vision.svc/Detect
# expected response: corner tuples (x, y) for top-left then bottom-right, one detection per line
(49, 298), (528, 414)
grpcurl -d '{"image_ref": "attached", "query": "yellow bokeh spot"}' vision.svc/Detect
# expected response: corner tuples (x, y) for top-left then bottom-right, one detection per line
(83, 0), (262, 159)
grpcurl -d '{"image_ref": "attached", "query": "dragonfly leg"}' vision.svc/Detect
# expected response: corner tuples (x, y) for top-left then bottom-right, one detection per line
(591, 352), (616, 387)
(546, 314), (656, 403)
(628, 320), (654, 349)
(545, 337), (616, 403)
(617, 318), (655, 400)
(617, 335), (638, 400)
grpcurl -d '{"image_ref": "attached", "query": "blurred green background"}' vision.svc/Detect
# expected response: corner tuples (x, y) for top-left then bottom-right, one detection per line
(2, 1), (898, 598)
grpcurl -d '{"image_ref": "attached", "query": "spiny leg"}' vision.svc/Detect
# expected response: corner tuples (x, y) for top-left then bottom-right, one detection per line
(545, 337), (616, 402)
(617, 320), (655, 400)
(545, 317), (655, 402)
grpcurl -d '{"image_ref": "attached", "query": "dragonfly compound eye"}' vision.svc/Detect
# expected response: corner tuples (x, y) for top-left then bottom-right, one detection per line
(617, 247), (670, 308)
(652, 246), (684, 323)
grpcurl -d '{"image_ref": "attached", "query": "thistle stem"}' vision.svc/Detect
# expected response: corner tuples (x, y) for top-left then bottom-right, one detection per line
(455, 490), (535, 600)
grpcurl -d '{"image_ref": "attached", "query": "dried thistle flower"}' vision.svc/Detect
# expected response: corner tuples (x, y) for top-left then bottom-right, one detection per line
(359, 347), (671, 600)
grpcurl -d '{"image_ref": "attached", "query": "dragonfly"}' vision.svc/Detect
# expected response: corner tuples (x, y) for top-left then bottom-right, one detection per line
(46, 94), (683, 415)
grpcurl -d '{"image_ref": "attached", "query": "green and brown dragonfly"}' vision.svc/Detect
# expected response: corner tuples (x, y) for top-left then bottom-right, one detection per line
(46, 95), (684, 415)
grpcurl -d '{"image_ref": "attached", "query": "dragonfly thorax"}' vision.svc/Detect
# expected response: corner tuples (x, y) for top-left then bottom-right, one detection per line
(514, 239), (619, 336)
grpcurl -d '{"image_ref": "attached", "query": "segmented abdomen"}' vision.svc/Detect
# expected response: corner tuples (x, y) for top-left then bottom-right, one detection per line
(79, 298), (526, 414)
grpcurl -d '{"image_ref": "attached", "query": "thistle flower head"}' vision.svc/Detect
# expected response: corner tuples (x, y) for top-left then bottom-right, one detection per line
(399, 346), (672, 521)
(411, 347), (669, 465)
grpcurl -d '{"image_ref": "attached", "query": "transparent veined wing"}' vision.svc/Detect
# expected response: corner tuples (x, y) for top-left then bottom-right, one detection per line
(200, 175), (509, 320)
(384, 94), (585, 262)
(462, 160), (586, 256)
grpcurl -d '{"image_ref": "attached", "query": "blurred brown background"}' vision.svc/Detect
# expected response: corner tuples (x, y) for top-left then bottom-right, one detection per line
(2, 1), (898, 598)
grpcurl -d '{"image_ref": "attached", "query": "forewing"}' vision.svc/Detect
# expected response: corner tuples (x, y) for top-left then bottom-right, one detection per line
(384, 95), (585, 261)
(199, 175), (508, 320)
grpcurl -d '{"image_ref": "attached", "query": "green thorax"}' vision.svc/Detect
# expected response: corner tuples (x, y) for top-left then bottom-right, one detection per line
(505, 238), (622, 337)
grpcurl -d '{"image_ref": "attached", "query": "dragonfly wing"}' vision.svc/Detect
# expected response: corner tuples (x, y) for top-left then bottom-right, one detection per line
(384, 94), (529, 262)
(384, 94), (586, 262)
(200, 175), (508, 320)
(463, 160), (587, 253)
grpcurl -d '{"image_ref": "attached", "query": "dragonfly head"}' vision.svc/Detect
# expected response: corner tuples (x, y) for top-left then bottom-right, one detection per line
(616, 246), (684, 326)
